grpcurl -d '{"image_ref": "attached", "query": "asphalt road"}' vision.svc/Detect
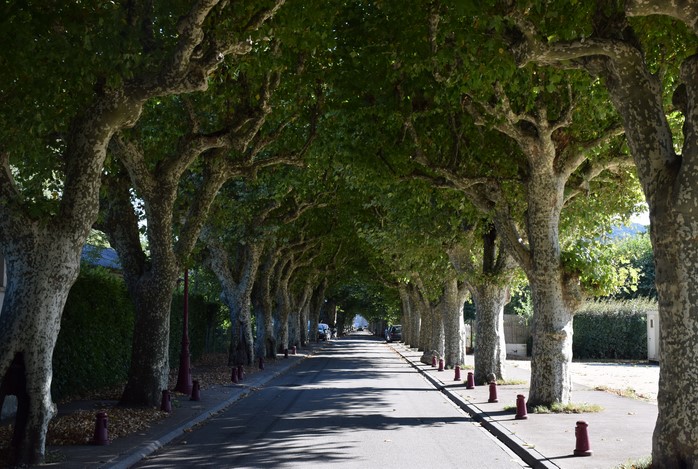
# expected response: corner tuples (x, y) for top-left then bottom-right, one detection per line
(134, 334), (526, 468)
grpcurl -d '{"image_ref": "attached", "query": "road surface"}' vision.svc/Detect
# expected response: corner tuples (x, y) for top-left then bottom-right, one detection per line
(134, 334), (526, 468)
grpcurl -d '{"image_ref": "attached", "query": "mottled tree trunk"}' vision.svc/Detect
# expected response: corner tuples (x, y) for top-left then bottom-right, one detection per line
(253, 248), (279, 359)
(273, 258), (294, 353)
(471, 283), (508, 385)
(120, 274), (177, 405)
(308, 279), (327, 344)
(521, 169), (580, 406)
(203, 241), (261, 367)
(440, 277), (468, 368)
(420, 296), (444, 365)
(0, 240), (80, 465)
(296, 281), (313, 346)
(594, 32), (698, 466)
(398, 286), (411, 345)
(398, 285), (420, 347)
(409, 287), (430, 353)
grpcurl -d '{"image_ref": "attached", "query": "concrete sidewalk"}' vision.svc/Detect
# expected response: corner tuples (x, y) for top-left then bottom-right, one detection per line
(44, 346), (320, 468)
(391, 344), (656, 469)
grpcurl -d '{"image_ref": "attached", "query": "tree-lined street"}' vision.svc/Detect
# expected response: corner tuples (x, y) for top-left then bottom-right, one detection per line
(134, 334), (524, 469)
(1, 1), (695, 466)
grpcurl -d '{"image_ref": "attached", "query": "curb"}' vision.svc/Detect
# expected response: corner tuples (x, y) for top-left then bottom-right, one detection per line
(103, 348), (319, 469)
(391, 344), (558, 469)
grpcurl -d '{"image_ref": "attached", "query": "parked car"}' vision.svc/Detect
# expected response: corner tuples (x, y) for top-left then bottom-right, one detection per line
(386, 325), (402, 343)
(318, 323), (330, 341)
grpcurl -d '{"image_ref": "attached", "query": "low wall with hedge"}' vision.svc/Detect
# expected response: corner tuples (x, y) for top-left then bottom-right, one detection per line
(572, 298), (656, 360)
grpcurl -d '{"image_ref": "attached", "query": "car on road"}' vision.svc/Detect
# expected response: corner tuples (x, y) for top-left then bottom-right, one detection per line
(386, 325), (402, 343)
(318, 323), (330, 341)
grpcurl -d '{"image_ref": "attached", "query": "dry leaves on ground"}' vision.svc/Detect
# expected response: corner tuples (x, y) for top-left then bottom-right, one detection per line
(1, 354), (267, 449)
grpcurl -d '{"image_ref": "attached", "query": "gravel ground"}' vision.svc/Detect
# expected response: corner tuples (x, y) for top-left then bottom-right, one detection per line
(511, 359), (659, 401)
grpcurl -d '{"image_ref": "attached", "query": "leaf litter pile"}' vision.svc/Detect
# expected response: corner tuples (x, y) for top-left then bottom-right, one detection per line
(0, 353), (255, 449)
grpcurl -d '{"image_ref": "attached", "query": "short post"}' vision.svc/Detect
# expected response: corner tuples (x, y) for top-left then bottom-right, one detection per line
(237, 365), (244, 382)
(438, 358), (444, 372)
(515, 394), (528, 420)
(573, 420), (593, 456)
(465, 371), (475, 389)
(292, 345), (297, 355)
(160, 390), (172, 412)
(91, 412), (109, 445)
(454, 365), (461, 381)
(190, 380), (201, 401)
(231, 367), (239, 384)
(259, 356), (265, 370)
(284, 348), (289, 359)
(431, 355), (437, 367)
(487, 382), (499, 403)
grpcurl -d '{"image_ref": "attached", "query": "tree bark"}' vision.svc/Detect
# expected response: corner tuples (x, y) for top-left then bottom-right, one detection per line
(471, 283), (508, 385)
(253, 246), (280, 359)
(0, 238), (80, 465)
(514, 6), (698, 460)
(204, 241), (262, 367)
(440, 276), (468, 368)
(449, 229), (516, 385)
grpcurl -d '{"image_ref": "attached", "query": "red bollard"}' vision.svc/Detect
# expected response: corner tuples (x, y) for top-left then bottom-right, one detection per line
(284, 348), (289, 358)
(515, 394), (528, 420)
(488, 382), (499, 403)
(573, 420), (593, 456)
(190, 380), (201, 401)
(160, 390), (172, 412)
(292, 346), (297, 355)
(454, 365), (461, 381)
(92, 412), (109, 445)
(259, 356), (265, 370)
(466, 371), (475, 389)
(438, 358), (444, 371)
(238, 365), (245, 382)
(431, 355), (437, 367)
(231, 367), (239, 384)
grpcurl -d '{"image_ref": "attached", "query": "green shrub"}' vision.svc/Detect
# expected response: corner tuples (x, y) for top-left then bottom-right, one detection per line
(53, 266), (226, 400)
(52, 266), (134, 400)
(573, 298), (655, 360)
(169, 293), (228, 365)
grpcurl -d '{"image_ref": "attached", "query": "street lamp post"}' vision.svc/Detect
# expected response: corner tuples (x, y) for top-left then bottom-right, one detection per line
(174, 269), (192, 394)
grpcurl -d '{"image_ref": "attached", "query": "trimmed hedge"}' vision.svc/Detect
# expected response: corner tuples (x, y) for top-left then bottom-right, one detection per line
(169, 293), (228, 364)
(572, 298), (656, 360)
(52, 267), (226, 400)
(52, 267), (135, 400)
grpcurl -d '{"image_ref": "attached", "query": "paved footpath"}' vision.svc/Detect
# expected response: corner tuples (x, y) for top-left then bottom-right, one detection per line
(46, 348), (317, 469)
(44, 336), (658, 468)
(391, 343), (657, 469)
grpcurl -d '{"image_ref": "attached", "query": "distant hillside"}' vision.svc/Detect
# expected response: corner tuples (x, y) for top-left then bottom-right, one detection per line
(609, 223), (648, 239)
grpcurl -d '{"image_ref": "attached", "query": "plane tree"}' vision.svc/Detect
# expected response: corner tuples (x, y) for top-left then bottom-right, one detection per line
(199, 169), (327, 363)
(376, 2), (642, 405)
(97, 38), (319, 406)
(508, 1), (698, 463)
(0, 1), (284, 463)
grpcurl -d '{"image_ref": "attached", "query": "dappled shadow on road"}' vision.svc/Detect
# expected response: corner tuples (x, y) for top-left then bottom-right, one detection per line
(136, 335), (473, 468)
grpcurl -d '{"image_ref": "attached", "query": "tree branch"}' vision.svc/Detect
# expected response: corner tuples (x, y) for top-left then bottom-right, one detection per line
(564, 157), (635, 205)
(625, 0), (698, 34)
(557, 124), (626, 179)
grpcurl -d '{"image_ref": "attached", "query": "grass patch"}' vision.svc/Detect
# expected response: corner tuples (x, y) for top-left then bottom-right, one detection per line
(497, 379), (527, 385)
(615, 456), (651, 468)
(459, 364), (474, 370)
(595, 386), (652, 400)
(532, 402), (603, 414)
